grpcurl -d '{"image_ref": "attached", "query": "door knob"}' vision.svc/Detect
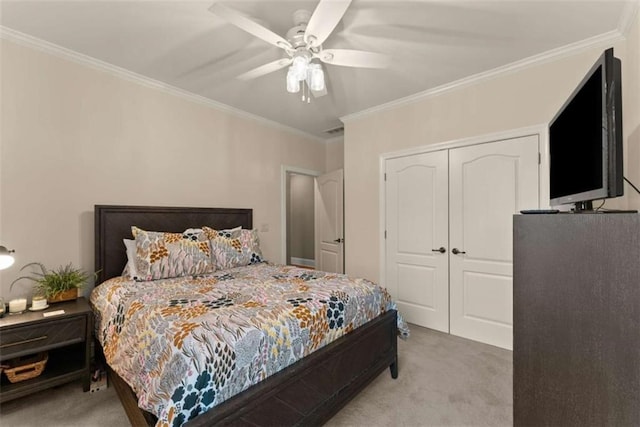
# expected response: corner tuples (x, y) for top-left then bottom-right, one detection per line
(431, 247), (446, 253)
(333, 238), (344, 243)
(452, 248), (466, 255)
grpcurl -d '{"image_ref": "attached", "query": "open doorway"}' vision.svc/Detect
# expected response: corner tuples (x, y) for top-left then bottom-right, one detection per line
(281, 166), (345, 273)
(287, 173), (316, 268)
(281, 166), (321, 268)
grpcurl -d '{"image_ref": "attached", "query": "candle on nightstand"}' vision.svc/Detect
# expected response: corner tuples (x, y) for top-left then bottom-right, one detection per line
(9, 298), (27, 313)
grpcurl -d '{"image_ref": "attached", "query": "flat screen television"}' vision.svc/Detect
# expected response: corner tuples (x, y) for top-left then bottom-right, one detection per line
(549, 47), (623, 211)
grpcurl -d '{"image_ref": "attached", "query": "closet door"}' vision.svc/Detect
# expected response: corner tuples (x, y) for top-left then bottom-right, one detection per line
(385, 150), (449, 332)
(449, 135), (539, 350)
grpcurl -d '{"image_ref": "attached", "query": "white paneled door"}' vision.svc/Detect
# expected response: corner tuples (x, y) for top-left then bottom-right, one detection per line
(384, 134), (539, 349)
(385, 151), (449, 333)
(315, 169), (344, 273)
(449, 135), (539, 350)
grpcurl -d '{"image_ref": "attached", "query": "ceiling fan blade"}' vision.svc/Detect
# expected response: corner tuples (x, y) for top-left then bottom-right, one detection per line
(304, 0), (352, 47)
(318, 49), (390, 69)
(237, 58), (292, 81)
(209, 3), (292, 51)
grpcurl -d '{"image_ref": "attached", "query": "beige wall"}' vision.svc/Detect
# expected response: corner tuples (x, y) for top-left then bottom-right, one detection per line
(0, 39), (327, 298)
(325, 138), (344, 172)
(288, 173), (315, 261)
(344, 32), (639, 282)
(626, 12), (640, 211)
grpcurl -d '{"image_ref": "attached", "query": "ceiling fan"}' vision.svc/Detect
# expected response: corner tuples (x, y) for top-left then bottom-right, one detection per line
(208, 0), (390, 101)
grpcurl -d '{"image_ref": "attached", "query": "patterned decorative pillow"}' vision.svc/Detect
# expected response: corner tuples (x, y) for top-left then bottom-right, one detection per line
(176, 227), (240, 242)
(206, 228), (264, 270)
(131, 226), (213, 281)
(202, 226), (242, 241)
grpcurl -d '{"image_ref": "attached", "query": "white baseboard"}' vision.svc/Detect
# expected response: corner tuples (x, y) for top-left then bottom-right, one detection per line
(291, 257), (315, 268)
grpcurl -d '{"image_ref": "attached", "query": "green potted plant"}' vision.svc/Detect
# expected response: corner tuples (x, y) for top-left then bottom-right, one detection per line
(10, 262), (94, 303)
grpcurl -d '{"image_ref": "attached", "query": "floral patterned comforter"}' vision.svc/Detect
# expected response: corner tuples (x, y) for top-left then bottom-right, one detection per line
(90, 263), (409, 427)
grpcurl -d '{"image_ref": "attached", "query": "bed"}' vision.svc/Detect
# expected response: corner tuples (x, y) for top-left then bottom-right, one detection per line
(92, 205), (405, 426)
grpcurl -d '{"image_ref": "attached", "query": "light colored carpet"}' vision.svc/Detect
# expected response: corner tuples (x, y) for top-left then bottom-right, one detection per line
(326, 325), (512, 426)
(0, 325), (512, 426)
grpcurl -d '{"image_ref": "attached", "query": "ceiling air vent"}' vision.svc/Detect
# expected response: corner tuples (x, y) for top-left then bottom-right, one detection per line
(324, 126), (344, 136)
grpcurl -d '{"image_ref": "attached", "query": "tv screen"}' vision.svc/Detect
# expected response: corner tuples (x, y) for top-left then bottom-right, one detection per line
(549, 48), (623, 210)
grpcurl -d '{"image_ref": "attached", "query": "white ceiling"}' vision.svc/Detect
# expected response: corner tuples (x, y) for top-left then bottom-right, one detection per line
(0, 1), (635, 139)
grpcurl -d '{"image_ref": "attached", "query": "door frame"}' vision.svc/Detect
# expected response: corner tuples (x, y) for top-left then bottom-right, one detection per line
(378, 124), (550, 287)
(281, 165), (322, 265)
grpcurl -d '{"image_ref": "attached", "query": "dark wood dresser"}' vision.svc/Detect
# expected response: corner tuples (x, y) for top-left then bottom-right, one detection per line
(0, 297), (92, 403)
(513, 213), (640, 426)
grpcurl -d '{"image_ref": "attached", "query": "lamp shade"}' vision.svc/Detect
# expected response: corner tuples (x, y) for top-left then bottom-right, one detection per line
(307, 63), (325, 92)
(291, 55), (309, 81)
(286, 68), (300, 93)
(0, 246), (15, 270)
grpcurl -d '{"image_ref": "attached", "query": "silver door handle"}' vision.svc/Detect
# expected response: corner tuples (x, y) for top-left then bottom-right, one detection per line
(333, 238), (344, 243)
(452, 248), (466, 255)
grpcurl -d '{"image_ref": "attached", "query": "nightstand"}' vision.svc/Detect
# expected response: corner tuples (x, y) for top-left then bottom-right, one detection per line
(0, 297), (92, 403)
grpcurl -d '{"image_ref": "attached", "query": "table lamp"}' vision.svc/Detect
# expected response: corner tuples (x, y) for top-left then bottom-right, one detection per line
(0, 246), (15, 270)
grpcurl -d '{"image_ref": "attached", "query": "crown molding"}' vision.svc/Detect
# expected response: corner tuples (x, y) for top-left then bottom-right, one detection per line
(342, 29), (625, 124)
(619, 0), (640, 36)
(0, 26), (326, 144)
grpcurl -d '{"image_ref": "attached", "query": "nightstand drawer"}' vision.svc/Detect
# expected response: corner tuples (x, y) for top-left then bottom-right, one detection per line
(0, 316), (86, 360)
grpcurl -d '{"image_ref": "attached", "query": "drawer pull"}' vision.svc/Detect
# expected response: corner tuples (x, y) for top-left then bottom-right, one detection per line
(0, 335), (48, 349)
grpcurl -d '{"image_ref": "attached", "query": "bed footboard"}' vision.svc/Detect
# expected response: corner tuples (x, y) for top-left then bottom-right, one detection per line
(107, 310), (398, 427)
(191, 309), (398, 427)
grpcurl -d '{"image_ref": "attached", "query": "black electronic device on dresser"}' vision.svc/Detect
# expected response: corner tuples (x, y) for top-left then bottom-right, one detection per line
(0, 298), (92, 403)
(549, 47), (624, 212)
(513, 213), (640, 426)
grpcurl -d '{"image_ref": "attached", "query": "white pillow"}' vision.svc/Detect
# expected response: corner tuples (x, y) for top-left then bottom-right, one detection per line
(122, 238), (139, 279)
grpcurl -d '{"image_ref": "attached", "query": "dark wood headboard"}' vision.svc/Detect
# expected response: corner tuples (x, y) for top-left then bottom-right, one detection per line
(94, 205), (253, 284)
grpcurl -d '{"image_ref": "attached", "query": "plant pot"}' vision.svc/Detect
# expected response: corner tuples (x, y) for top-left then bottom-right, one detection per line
(48, 288), (78, 303)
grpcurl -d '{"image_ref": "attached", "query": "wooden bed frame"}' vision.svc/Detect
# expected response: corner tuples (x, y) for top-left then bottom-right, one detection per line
(94, 205), (398, 426)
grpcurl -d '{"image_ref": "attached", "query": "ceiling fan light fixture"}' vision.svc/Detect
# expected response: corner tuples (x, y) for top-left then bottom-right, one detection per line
(211, 1), (388, 102)
(286, 68), (300, 93)
(286, 55), (325, 97)
(307, 63), (325, 91)
(291, 54), (310, 79)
